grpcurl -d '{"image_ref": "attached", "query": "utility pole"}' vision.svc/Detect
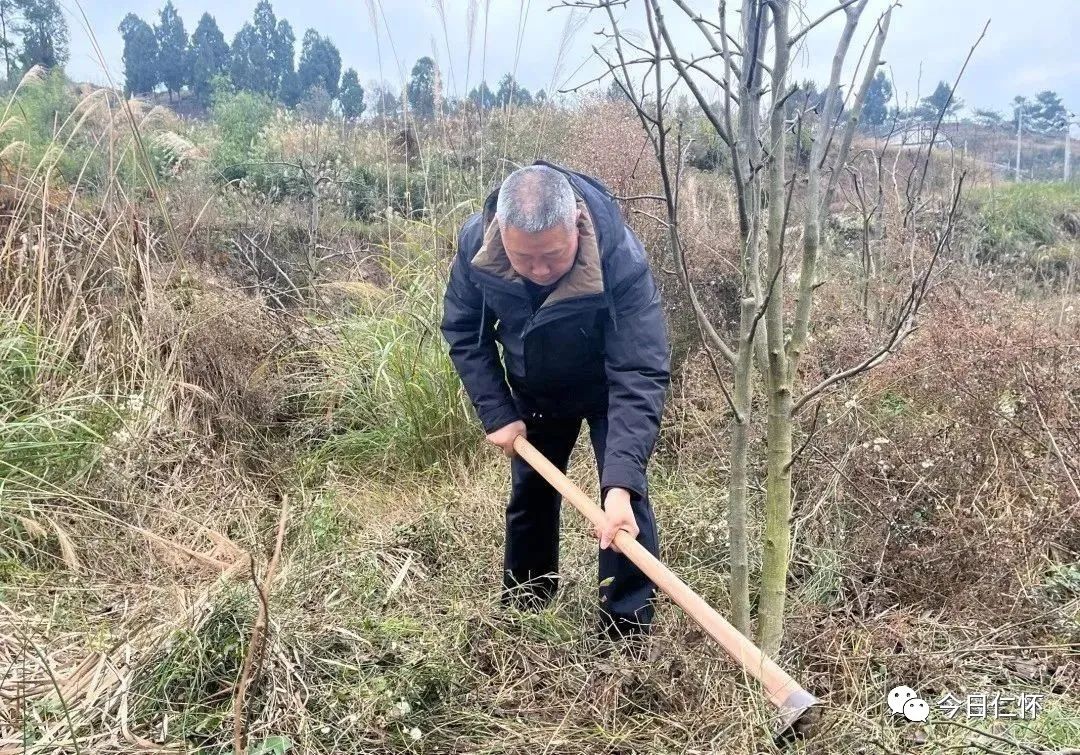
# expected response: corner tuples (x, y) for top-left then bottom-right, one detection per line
(1066, 113), (1074, 183)
(1015, 105), (1023, 182)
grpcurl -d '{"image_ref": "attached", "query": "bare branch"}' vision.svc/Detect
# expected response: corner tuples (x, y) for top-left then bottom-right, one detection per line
(627, 206), (671, 227)
(821, 6), (893, 222)
(792, 174), (966, 414)
(551, 0), (630, 9)
(594, 48), (660, 126)
(559, 67), (615, 93)
(615, 193), (666, 201)
(788, 0), (868, 46)
(903, 18), (990, 233)
(648, 0), (735, 148)
(669, 0), (741, 76)
(1023, 364), (1080, 502)
(785, 402), (823, 473)
(717, 1), (750, 240)
(786, 0), (868, 369)
(641, 0), (738, 366)
(585, 47), (743, 97)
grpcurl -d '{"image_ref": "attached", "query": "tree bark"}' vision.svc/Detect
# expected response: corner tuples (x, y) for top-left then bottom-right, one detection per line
(787, 0), (867, 372)
(757, 0), (792, 656)
(1, 4), (10, 81)
(728, 295), (756, 634)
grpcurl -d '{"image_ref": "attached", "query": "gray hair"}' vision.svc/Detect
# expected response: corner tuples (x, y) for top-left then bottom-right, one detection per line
(496, 165), (577, 233)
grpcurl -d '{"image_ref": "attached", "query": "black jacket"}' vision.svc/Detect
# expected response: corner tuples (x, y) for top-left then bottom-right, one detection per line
(440, 161), (670, 498)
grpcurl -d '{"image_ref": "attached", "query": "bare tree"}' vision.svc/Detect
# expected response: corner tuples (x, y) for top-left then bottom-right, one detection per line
(562, 0), (966, 655)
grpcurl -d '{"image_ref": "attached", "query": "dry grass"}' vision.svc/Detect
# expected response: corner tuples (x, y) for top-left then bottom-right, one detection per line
(4, 446), (1075, 754)
(0, 73), (1076, 755)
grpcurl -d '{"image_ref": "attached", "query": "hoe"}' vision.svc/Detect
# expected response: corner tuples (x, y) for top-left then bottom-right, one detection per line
(513, 435), (819, 742)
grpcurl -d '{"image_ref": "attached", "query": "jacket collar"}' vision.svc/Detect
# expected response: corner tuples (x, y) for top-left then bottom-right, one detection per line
(478, 160), (624, 264)
(469, 199), (604, 308)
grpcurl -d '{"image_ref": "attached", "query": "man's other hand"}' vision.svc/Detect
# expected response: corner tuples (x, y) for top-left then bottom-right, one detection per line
(595, 488), (639, 553)
(486, 420), (526, 457)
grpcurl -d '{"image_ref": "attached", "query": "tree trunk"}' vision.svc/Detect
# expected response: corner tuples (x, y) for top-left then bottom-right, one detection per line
(758, 373), (793, 655)
(738, 0), (769, 380)
(756, 0), (792, 657)
(1, 7), (10, 81)
(726, 0), (767, 636)
(630, 0), (888, 656)
(728, 295), (756, 634)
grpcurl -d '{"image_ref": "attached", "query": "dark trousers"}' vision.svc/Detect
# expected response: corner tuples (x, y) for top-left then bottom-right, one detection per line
(501, 411), (660, 638)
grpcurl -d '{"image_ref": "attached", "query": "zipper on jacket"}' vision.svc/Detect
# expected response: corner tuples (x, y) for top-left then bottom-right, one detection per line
(518, 294), (606, 381)
(522, 293), (607, 339)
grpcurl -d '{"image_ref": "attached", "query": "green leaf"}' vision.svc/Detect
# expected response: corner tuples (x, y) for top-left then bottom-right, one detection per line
(598, 576), (615, 588)
(249, 735), (292, 755)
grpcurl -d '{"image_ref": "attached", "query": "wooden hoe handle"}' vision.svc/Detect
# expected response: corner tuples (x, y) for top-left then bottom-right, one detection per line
(512, 435), (817, 729)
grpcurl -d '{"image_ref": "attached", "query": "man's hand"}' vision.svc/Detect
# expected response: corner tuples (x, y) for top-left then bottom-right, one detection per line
(486, 420), (526, 457)
(595, 488), (639, 554)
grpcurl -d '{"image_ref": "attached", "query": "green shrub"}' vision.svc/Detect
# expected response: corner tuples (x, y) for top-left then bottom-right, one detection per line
(129, 587), (253, 744)
(208, 84), (275, 184)
(968, 182), (1080, 271)
(302, 222), (478, 476)
(0, 321), (115, 499)
(0, 68), (105, 188)
(345, 164), (430, 221)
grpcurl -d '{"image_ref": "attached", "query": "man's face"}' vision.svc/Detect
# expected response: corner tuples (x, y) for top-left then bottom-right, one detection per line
(501, 213), (580, 286)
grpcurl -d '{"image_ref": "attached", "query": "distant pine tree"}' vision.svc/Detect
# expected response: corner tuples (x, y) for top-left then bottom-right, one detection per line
(272, 19), (296, 102)
(119, 13), (158, 96)
(339, 68), (365, 119)
(279, 67), (302, 108)
(297, 29), (341, 99)
(495, 73), (532, 108)
(407, 56), (436, 119)
(918, 81), (962, 120)
(468, 81), (494, 111)
(14, 0), (68, 70)
(155, 1), (188, 100)
(189, 13), (228, 105)
(1027, 90), (1068, 135)
(863, 71), (893, 127)
(229, 23), (270, 94)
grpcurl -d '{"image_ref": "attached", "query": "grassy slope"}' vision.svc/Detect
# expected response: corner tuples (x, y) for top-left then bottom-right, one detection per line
(0, 76), (1076, 754)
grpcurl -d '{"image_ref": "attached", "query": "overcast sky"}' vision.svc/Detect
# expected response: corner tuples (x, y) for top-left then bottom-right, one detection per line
(67, 1), (1080, 118)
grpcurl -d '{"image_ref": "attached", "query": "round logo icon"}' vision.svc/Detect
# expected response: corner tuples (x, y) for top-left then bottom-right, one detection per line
(888, 686), (918, 715)
(903, 697), (930, 722)
(888, 685), (930, 722)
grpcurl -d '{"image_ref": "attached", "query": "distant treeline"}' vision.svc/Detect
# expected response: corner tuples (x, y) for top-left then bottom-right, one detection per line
(781, 75), (1071, 136)
(118, 0), (545, 120)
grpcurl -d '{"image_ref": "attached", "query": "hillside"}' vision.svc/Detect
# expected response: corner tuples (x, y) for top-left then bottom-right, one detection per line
(0, 69), (1077, 755)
